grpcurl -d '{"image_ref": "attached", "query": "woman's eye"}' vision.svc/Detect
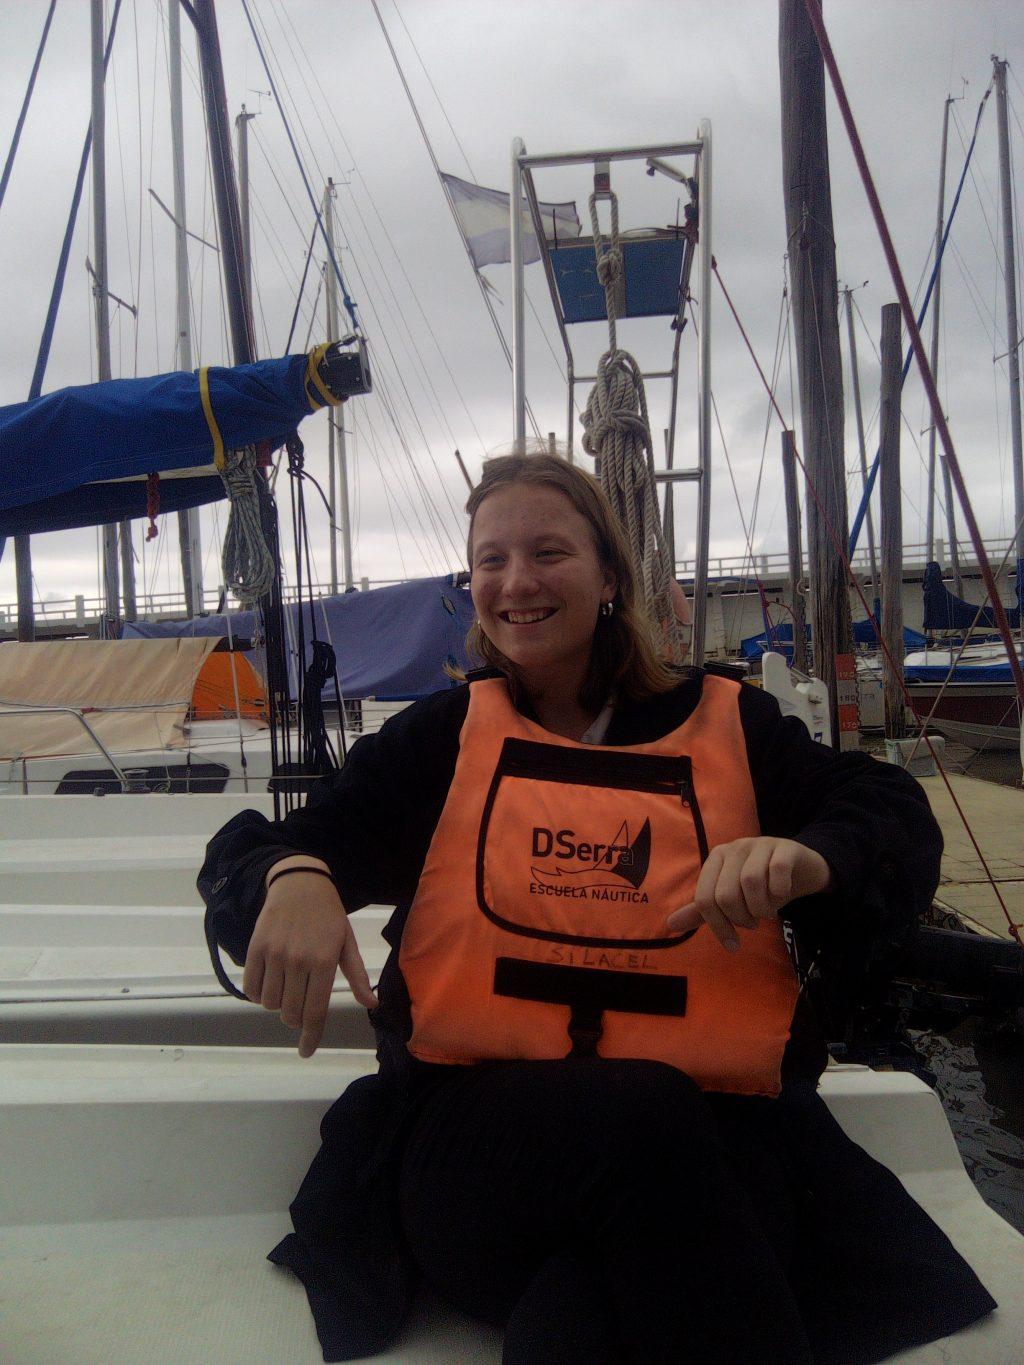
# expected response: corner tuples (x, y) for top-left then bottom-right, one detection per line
(537, 548), (566, 559)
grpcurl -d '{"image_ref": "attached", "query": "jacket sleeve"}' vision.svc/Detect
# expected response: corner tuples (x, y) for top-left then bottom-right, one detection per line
(738, 683), (943, 936)
(198, 686), (467, 966)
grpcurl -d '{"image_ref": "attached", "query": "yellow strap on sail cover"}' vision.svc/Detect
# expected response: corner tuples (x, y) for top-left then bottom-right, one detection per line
(198, 366), (226, 473)
(304, 342), (343, 411)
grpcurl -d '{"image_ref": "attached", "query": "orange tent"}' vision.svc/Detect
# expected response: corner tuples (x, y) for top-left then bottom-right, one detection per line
(190, 650), (268, 722)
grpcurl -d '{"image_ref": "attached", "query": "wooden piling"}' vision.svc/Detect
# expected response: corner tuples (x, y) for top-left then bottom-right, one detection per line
(778, 0), (853, 740)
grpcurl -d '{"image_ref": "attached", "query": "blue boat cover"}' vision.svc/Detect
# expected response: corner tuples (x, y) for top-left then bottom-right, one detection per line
(921, 561), (1021, 632)
(122, 576), (477, 702)
(903, 658), (1018, 684)
(741, 620), (927, 663)
(549, 233), (688, 324)
(0, 352), (326, 536)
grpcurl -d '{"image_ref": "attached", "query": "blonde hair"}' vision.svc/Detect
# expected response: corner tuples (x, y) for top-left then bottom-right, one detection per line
(463, 452), (684, 711)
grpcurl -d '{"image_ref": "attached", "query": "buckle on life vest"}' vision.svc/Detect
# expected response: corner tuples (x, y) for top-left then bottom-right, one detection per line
(494, 957), (688, 1058)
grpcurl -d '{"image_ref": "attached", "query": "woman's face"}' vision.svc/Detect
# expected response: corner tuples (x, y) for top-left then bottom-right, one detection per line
(469, 483), (616, 699)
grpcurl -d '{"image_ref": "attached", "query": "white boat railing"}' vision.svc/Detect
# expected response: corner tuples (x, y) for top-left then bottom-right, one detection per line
(0, 705), (136, 791)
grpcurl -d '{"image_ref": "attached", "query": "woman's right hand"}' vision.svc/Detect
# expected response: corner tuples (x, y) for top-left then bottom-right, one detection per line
(243, 862), (377, 1058)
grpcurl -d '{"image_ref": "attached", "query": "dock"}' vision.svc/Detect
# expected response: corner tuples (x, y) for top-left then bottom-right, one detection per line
(916, 771), (1024, 941)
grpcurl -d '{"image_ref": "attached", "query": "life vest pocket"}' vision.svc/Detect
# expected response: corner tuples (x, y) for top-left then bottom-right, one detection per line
(475, 737), (708, 949)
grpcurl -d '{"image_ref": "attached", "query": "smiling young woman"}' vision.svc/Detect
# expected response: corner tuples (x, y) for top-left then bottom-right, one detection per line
(464, 453), (682, 728)
(200, 451), (994, 1363)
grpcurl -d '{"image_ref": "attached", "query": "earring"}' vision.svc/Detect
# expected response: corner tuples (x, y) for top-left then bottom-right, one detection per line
(600, 600), (614, 618)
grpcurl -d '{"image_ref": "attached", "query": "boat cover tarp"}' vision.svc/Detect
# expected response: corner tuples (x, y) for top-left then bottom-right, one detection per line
(0, 636), (219, 758)
(903, 649), (1020, 684)
(921, 561), (1021, 632)
(123, 576), (477, 702)
(0, 352), (324, 536)
(741, 620), (927, 662)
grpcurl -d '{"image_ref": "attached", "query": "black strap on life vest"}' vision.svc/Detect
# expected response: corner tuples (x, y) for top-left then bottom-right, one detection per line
(494, 956), (688, 1058)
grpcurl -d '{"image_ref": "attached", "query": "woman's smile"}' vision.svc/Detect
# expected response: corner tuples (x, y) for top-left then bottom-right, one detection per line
(499, 607), (558, 625)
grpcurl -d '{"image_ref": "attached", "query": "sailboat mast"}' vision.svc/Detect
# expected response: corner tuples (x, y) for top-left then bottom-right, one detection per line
(192, 0), (255, 366)
(843, 288), (879, 605)
(925, 97), (963, 593)
(168, 0), (203, 619)
(91, 0), (137, 626)
(323, 179), (354, 594)
(91, 0), (120, 628)
(992, 57), (1024, 596)
(235, 104), (257, 322)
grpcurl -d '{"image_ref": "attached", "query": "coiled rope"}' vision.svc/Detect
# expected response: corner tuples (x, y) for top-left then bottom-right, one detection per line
(220, 445), (277, 606)
(580, 191), (686, 664)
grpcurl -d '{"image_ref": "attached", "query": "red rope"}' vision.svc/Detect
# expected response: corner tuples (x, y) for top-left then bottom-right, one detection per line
(145, 472), (160, 541)
(802, 0), (1024, 710)
(714, 263), (1021, 944)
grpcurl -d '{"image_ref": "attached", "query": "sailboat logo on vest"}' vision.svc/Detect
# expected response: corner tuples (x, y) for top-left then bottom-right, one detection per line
(530, 818), (652, 900)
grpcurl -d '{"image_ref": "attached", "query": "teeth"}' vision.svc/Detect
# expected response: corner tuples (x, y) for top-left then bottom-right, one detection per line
(505, 609), (554, 624)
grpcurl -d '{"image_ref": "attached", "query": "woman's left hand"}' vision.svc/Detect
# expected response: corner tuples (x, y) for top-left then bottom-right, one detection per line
(665, 837), (833, 952)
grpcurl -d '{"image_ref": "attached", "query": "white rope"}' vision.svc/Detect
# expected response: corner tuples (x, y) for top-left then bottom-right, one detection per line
(219, 445), (277, 607)
(580, 191), (686, 664)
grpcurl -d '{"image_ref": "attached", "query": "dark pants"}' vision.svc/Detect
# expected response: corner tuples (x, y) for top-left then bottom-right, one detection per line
(397, 1058), (813, 1364)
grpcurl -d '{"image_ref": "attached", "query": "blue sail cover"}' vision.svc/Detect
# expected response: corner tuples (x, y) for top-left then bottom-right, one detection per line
(122, 576), (477, 702)
(741, 620), (927, 663)
(921, 561), (1021, 632)
(0, 353), (323, 536)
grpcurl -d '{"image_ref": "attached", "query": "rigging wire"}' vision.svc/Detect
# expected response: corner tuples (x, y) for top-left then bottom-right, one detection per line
(729, 16), (1024, 938)
(28, 0), (125, 402)
(382, 0), (572, 395)
(239, 0), (361, 335)
(268, 0), (499, 465)
(847, 77), (994, 558)
(369, 0), (545, 441)
(392, 0), (477, 181)
(282, 218), (319, 354)
(241, 18), (466, 561)
(718, 256), (1020, 940)
(0, 0), (57, 215)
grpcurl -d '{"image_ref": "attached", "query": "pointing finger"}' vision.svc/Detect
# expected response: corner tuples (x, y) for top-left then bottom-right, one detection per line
(299, 961), (335, 1059)
(339, 928), (377, 1011)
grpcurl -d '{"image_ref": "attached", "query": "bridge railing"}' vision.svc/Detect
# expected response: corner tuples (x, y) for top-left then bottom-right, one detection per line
(1, 538), (1015, 630)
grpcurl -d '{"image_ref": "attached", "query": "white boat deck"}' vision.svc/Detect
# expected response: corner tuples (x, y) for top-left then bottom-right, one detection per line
(2, 793), (1022, 1359)
(0, 793), (388, 1047)
(1, 1047), (1021, 1363)
(0, 901), (388, 1047)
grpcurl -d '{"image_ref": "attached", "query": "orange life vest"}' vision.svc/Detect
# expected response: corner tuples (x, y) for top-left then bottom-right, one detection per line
(399, 675), (800, 1095)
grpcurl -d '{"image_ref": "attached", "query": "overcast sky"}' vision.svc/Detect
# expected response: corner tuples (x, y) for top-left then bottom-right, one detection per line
(1, 0), (1022, 618)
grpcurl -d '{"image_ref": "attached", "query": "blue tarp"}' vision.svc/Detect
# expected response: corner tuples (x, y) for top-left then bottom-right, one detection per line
(741, 620), (927, 663)
(123, 576), (477, 702)
(903, 657), (1019, 684)
(0, 352), (323, 536)
(921, 561), (1021, 632)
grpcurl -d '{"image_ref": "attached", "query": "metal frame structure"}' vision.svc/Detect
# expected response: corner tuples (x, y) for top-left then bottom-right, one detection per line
(509, 130), (714, 661)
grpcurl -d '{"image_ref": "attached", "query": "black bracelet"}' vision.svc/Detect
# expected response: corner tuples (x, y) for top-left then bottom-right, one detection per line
(265, 865), (337, 892)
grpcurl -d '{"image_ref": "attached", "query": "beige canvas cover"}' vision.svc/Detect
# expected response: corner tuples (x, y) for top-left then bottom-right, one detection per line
(0, 637), (220, 759)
